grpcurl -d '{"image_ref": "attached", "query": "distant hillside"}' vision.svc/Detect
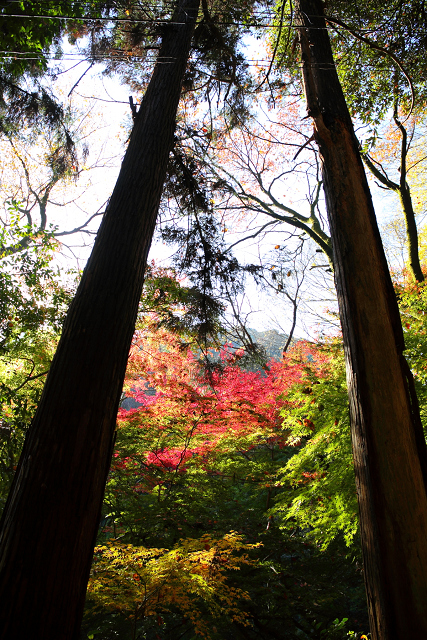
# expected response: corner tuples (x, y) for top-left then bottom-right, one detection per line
(121, 328), (289, 409)
(247, 328), (289, 361)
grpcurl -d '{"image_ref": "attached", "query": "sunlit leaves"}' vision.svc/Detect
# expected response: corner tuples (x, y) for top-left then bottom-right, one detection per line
(274, 342), (358, 549)
(87, 533), (259, 639)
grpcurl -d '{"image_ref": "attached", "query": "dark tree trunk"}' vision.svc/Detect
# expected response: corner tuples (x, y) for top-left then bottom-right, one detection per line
(295, 1), (427, 638)
(0, 0), (199, 637)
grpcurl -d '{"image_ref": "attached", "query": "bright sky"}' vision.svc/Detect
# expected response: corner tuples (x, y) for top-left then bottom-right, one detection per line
(15, 35), (406, 341)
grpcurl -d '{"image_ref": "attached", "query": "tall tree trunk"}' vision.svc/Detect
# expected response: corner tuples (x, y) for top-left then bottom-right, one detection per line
(295, 1), (427, 638)
(0, 0), (199, 637)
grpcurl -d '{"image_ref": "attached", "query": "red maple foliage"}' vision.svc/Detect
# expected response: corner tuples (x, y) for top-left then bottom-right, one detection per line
(115, 328), (330, 476)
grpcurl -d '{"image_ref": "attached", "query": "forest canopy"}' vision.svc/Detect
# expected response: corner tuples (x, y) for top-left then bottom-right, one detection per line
(1, 1), (427, 639)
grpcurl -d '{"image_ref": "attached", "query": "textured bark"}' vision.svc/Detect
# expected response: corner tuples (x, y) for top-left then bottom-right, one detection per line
(0, 0), (199, 637)
(295, 1), (427, 638)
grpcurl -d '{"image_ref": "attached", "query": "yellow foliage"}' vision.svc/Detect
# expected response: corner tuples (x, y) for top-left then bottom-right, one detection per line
(87, 532), (260, 638)
(418, 224), (427, 267)
(367, 109), (427, 221)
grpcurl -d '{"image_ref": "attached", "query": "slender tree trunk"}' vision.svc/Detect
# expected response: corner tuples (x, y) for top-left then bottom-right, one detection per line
(295, 1), (427, 638)
(362, 149), (424, 283)
(394, 109), (424, 282)
(0, 0), (199, 637)
(400, 183), (424, 282)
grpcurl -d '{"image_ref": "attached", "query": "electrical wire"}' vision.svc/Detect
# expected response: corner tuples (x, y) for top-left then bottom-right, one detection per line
(0, 10), (407, 32)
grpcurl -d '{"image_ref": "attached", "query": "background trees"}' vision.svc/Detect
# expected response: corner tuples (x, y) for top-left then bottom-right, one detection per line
(1, 1), (427, 638)
(286, 1), (427, 636)
(78, 267), (427, 639)
(81, 322), (370, 639)
(0, 0), (202, 636)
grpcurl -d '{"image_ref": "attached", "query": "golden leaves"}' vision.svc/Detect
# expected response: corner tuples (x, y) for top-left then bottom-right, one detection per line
(87, 533), (260, 638)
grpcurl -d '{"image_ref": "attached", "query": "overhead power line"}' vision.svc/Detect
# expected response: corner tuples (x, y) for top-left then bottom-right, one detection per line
(0, 11), (401, 32)
(0, 52), (403, 73)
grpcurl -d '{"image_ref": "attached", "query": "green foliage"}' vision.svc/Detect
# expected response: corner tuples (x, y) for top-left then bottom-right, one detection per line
(396, 277), (427, 429)
(140, 262), (225, 343)
(273, 0), (427, 124)
(0, 1), (102, 78)
(80, 270), (427, 639)
(271, 278), (427, 556)
(274, 342), (359, 549)
(327, 0), (427, 123)
(0, 212), (75, 511)
(0, 201), (71, 338)
(82, 332), (369, 639)
(0, 1), (109, 137)
(84, 0), (255, 122)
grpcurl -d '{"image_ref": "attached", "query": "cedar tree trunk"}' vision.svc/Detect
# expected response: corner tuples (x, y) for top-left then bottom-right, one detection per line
(0, 0), (199, 637)
(295, 1), (427, 638)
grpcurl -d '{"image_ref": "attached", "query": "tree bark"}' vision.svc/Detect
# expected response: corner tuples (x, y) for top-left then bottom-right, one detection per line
(295, 1), (427, 638)
(0, 0), (199, 638)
